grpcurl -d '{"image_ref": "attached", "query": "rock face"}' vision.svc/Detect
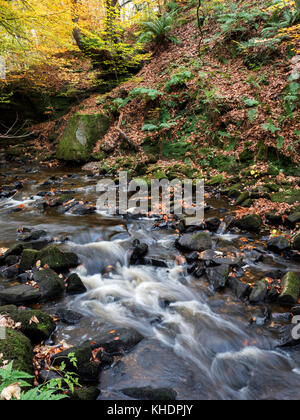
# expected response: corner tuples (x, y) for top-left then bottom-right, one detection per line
(0, 305), (56, 343)
(279, 272), (300, 305)
(56, 113), (110, 161)
(0, 329), (33, 374)
(176, 232), (212, 252)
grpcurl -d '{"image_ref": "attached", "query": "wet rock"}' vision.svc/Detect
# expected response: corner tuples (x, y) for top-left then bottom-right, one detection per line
(291, 305), (300, 316)
(279, 272), (300, 305)
(99, 339), (204, 400)
(19, 230), (47, 242)
(70, 387), (100, 401)
(249, 308), (271, 326)
(0, 305), (56, 343)
(243, 248), (264, 263)
(267, 236), (291, 254)
(228, 277), (251, 299)
(0, 284), (41, 305)
(25, 239), (52, 251)
(176, 232), (212, 252)
(32, 268), (65, 301)
(0, 264), (19, 279)
(91, 326), (144, 354)
(279, 324), (300, 348)
(206, 265), (230, 291)
(249, 279), (268, 304)
(19, 249), (38, 272)
(293, 232), (300, 251)
(0, 329), (33, 374)
(205, 217), (221, 232)
(285, 213), (300, 228)
(52, 345), (101, 383)
(121, 387), (177, 401)
(235, 215), (262, 232)
(57, 200), (96, 215)
(66, 273), (87, 295)
(39, 369), (63, 385)
(37, 245), (79, 273)
(186, 252), (199, 264)
(143, 258), (168, 268)
(130, 241), (148, 265)
(56, 308), (83, 325)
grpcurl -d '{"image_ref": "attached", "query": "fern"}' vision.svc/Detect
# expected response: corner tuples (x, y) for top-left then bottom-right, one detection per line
(139, 13), (178, 45)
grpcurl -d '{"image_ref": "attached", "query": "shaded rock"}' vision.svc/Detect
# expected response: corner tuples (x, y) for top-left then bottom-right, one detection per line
(32, 268), (65, 301)
(3, 244), (24, 258)
(121, 387), (177, 401)
(267, 236), (291, 254)
(228, 277), (251, 299)
(279, 272), (300, 305)
(142, 258), (168, 268)
(266, 213), (283, 226)
(66, 273), (87, 295)
(52, 344), (101, 383)
(0, 329), (33, 374)
(279, 324), (300, 348)
(70, 387), (100, 401)
(285, 213), (300, 228)
(37, 245), (79, 273)
(0, 284), (41, 305)
(20, 249), (38, 272)
(0, 264), (19, 279)
(176, 232), (212, 252)
(91, 326), (144, 354)
(5, 255), (19, 266)
(293, 232), (300, 251)
(19, 230), (47, 242)
(56, 308), (83, 325)
(206, 264), (230, 291)
(249, 279), (268, 304)
(0, 305), (56, 343)
(236, 215), (262, 232)
(205, 217), (221, 232)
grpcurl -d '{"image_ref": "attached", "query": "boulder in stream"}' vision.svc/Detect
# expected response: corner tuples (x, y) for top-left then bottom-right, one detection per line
(267, 236), (291, 254)
(19, 249), (38, 272)
(66, 273), (87, 295)
(279, 272), (300, 305)
(249, 279), (268, 304)
(206, 264), (230, 291)
(90, 326), (144, 354)
(176, 232), (212, 252)
(0, 284), (41, 305)
(32, 268), (65, 301)
(293, 232), (300, 251)
(37, 245), (79, 273)
(236, 215), (262, 232)
(0, 329), (34, 374)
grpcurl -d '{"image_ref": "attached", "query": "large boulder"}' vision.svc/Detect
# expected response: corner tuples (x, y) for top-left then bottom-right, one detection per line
(176, 232), (212, 252)
(37, 246), (78, 273)
(56, 113), (110, 162)
(66, 273), (87, 295)
(0, 329), (33, 374)
(0, 305), (56, 343)
(267, 236), (291, 254)
(32, 268), (65, 301)
(90, 326), (144, 354)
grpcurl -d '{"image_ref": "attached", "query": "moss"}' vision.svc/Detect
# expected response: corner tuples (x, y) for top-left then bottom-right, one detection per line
(279, 272), (300, 305)
(0, 329), (33, 374)
(56, 113), (110, 162)
(211, 155), (237, 173)
(37, 245), (78, 273)
(270, 190), (300, 204)
(0, 305), (56, 343)
(235, 191), (250, 206)
(207, 174), (225, 186)
(20, 249), (38, 272)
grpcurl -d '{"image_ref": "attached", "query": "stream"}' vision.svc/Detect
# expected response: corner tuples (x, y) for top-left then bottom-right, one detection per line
(1, 163), (300, 400)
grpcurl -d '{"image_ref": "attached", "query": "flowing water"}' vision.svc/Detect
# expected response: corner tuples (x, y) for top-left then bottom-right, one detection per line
(1, 163), (300, 400)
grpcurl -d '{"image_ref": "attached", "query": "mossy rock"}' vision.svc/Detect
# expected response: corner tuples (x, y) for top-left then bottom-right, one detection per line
(207, 174), (225, 186)
(271, 190), (300, 204)
(37, 245), (78, 273)
(70, 387), (100, 401)
(293, 232), (300, 251)
(235, 191), (250, 206)
(211, 155), (237, 173)
(56, 113), (110, 162)
(279, 272), (300, 305)
(20, 249), (38, 272)
(176, 232), (212, 252)
(236, 215), (262, 232)
(32, 268), (65, 301)
(0, 305), (56, 343)
(0, 329), (33, 374)
(162, 140), (192, 159)
(240, 148), (254, 163)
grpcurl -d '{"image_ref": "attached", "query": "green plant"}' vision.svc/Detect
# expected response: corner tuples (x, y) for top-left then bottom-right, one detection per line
(139, 12), (178, 45)
(283, 81), (300, 117)
(165, 70), (194, 92)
